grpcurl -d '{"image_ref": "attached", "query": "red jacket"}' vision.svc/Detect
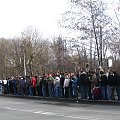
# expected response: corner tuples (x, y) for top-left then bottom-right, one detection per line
(32, 77), (36, 88)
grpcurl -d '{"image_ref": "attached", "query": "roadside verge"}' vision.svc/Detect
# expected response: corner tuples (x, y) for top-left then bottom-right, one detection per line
(1, 94), (120, 106)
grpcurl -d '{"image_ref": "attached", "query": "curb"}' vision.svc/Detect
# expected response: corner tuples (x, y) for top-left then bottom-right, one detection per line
(1, 94), (120, 106)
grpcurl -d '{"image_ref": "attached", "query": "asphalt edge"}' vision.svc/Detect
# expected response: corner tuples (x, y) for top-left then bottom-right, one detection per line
(1, 94), (120, 106)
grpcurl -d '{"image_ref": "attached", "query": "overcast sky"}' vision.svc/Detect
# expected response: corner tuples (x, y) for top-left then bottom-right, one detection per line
(0, 0), (68, 38)
(0, 0), (117, 39)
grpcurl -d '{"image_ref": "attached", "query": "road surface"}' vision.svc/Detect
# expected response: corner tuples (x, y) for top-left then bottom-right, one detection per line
(0, 96), (119, 120)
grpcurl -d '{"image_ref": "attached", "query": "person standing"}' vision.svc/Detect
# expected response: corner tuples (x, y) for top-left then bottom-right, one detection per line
(19, 77), (26, 96)
(60, 73), (65, 98)
(100, 70), (107, 100)
(115, 71), (120, 101)
(31, 76), (37, 96)
(71, 75), (78, 98)
(54, 75), (60, 98)
(41, 74), (47, 97)
(0, 80), (3, 94)
(47, 74), (54, 97)
(86, 72), (92, 100)
(3, 79), (8, 94)
(79, 71), (88, 99)
(107, 71), (114, 100)
(64, 75), (70, 98)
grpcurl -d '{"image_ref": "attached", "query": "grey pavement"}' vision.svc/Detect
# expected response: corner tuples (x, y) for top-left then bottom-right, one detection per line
(2, 94), (120, 106)
(0, 96), (120, 120)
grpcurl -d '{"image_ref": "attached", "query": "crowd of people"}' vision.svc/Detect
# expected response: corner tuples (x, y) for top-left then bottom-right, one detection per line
(1, 67), (120, 101)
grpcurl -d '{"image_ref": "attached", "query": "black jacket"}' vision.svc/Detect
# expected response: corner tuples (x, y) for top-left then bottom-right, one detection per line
(80, 73), (88, 86)
(116, 75), (120, 86)
(100, 74), (107, 86)
(108, 74), (114, 86)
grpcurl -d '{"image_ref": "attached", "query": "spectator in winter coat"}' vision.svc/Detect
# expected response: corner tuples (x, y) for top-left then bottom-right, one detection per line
(12, 77), (19, 95)
(36, 76), (41, 96)
(114, 71), (120, 101)
(100, 70), (107, 100)
(28, 77), (33, 96)
(80, 71), (88, 99)
(47, 74), (54, 97)
(86, 72), (92, 100)
(54, 76), (60, 98)
(64, 75), (70, 98)
(41, 74), (47, 97)
(60, 73), (65, 98)
(71, 75), (78, 98)
(0, 80), (2, 94)
(19, 77), (26, 96)
(31, 76), (37, 96)
(25, 76), (31, 96)
(3, 79), (8, 94)
(91, 71), (97, 89)
(107, 71), (114, 100)
(9, 79), (14, 94)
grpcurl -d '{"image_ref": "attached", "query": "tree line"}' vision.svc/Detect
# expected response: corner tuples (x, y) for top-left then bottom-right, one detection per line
(0, 0), (120, 78)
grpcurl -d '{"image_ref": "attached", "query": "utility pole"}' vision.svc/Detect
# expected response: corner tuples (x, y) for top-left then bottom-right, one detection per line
(90, 30), (93, 70)
(77, 47), (81, 71)
(94, 51), (96, 69)
(23, 45), (26, 76)
(100, 25), (103, 67)
(77, 48), (81, 64)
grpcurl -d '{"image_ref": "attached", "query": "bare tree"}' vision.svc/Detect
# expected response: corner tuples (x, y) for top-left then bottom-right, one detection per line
(21, 27), (51, 76)
(60, 0), (111, 68)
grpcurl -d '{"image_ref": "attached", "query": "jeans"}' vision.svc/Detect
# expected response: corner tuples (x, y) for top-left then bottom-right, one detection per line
(64, 87), (69, 98)
(72, 86), (78, 98)
(101, 86), (107, 100)
(36, 86), (40, 96)
(87, 86), (92, 99)
(107, 85), (112, 100)
(29, 86), (33, 96)
(116, 86), (120, 101)
(32, 87), (36, 96)
(54, 86), (60, 98)
(13, 85), (17, 95)
(20, 86), (25, 96)
(0, 84), (2, 94)
(80, 84), (87, 99)
(48, 83), (54, 97)
(60, 85), (64, 98)
(42, 85), (46, 97)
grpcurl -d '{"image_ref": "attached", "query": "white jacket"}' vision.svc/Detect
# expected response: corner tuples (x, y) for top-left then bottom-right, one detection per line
(54, 76), (60, 87)
(64, 78), (70, 88)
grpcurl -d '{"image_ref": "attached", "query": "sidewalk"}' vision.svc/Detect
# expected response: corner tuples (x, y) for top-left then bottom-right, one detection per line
(1, 94), (120, 106)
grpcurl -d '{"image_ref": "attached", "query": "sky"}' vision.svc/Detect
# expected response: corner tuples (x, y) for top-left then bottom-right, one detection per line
(0, 0), (118, 39)
(0, 0), (68, 38)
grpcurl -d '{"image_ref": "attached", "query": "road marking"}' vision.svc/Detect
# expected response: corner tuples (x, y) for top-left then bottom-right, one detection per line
(34, 111), (56, 115)
(79, 108), (120, 115)
(0, 106), (104, 120)
(3, 107), (36, 112)
(12, 102), (24, 105)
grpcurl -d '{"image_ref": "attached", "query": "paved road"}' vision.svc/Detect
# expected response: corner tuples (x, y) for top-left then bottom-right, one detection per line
(0, 96), (120, 120)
